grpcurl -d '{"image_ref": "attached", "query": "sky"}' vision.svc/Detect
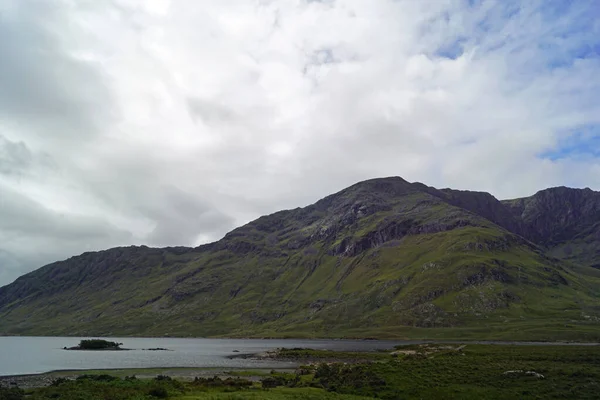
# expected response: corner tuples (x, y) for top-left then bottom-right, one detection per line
(0, 0), (599, 286)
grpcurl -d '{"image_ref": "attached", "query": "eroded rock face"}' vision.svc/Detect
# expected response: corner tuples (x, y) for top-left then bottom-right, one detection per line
(502, 187), (600, 267)
(435, 188), (524, 235)
(504, 187), (600, 244)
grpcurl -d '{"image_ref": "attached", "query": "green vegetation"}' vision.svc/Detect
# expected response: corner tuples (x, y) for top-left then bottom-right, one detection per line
(29, 374), (185, 400)
(0, 385), (24, 400)
(11, 345), (600, 399)
(274, 348), (392, 361)
(303, 344), (600, 399)
(70, 339), (123, 350)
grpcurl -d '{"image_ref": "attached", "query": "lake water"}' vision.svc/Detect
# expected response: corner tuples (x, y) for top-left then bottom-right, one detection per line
(0, 337), (405, 376)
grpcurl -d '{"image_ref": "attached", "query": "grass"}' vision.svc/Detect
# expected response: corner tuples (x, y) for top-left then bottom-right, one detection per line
(275, 348), (392, 361)
(177, 388), (371, 399)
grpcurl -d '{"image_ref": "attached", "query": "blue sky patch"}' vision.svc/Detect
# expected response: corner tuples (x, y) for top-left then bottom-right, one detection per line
(541, 126), (600, 161)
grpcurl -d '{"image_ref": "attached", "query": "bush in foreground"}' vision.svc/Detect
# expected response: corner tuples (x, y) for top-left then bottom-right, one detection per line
(0, 385), (24, 400)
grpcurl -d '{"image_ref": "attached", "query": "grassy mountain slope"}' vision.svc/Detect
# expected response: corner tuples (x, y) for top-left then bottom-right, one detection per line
(1, 177), (600, 340)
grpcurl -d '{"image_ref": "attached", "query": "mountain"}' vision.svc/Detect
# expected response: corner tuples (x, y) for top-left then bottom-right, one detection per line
(1, 177), (600, 340)
(503, 187), (600, 268)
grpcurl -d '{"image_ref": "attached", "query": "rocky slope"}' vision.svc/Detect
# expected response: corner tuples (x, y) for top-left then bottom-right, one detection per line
(503, 187), (600, 268)
(1, 177), (600, 340)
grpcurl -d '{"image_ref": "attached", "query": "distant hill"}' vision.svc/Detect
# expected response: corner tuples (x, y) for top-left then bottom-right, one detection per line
(1, 177), (600, 340)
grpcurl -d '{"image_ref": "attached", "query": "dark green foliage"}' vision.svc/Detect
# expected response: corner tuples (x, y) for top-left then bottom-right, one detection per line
(192, 376), (252, 389)
(76, 374), (119, 382)
(50, 377), (70, 386)
(77, 339), (122, 350)
(297, 365), (315, 375)
(0, 385), (24, 400)
(298, 345), (600, 399)
(261, 377), (279, 389)
(261, 376), (291, 389)
(30, 374), (184, 400)
(148, 387), (168, 398)
(277, 348), (391, 361)
(314, 363), (386, 396)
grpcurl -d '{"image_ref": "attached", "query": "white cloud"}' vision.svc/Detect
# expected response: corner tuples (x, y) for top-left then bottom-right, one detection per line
(0, 0), (599, 285)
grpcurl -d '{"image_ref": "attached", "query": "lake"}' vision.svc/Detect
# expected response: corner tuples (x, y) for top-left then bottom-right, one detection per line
(0, 337), (405, 376)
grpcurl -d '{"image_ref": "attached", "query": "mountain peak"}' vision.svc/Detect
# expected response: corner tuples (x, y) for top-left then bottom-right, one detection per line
(334, 176), (413, 196)
(536, 185), (597, 195)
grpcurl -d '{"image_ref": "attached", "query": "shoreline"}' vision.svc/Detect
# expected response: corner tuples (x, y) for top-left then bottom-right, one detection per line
(0, 365), (273, 379)
(1, 333), (599, 344)
(2, 334), (600, 344)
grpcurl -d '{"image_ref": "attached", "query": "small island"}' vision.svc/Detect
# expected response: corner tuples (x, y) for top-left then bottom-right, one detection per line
(64, 339), (126, 351)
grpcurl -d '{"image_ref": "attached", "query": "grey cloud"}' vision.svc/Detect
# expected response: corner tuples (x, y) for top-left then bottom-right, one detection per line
(0, 248), (66, 288)
(0, 249), (30, 288)
(147, 211), (233, 247)
(62, 151), (236, 248)
(186, 97), (237, 125)
(0, 185), (135, 286)
(0, 1), (114, 141)
(0, 185), (132, 241)
(0, 135), (32, 176)
(143, 185), (235, 246)
(0, 135), (57, 178)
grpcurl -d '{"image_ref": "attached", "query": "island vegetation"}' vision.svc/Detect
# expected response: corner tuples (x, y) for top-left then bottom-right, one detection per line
(64, 339), (124, 351)
(3, 344), (599, 399)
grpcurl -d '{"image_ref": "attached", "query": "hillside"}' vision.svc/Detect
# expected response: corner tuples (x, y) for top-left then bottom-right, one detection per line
(1, 177), (600, 340)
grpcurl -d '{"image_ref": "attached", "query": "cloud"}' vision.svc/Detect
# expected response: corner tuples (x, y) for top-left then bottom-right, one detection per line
(0, 135), (33, 176)
(0, 0), (115, 146)
(0, 0), (599, 285)
(141, 185), (234, 246)
(0, 183), (134, 286)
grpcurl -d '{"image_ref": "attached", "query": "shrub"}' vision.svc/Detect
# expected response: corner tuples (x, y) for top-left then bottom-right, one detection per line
(76, 374), (119, 382)
(314, 363), (386, 393)
(148, 386), (169, 398)
(0, 385), (24, 400)
(78, 339), (122, 350)
(261, 375), (291, 389)
(192, 376), (252, 389)
(50, 377), (70, 386)
(297, 365), (315, 375)
(261, 377), (280, 389)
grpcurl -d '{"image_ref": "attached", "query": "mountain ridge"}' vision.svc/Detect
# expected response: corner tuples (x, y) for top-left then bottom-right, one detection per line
(1, 177), (600, 340)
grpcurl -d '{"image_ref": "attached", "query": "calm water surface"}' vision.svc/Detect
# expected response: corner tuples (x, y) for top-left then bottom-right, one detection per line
(0, 337), (405, 376)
